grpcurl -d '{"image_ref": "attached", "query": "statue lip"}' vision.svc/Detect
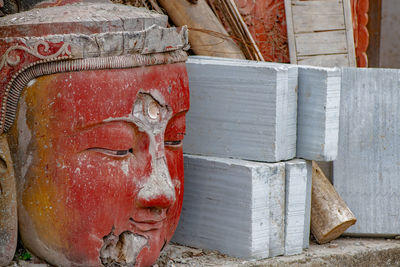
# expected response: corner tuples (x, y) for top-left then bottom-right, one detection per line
(129, 217), (165, 232)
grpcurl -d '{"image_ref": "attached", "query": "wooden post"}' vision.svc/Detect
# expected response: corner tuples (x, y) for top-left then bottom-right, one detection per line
(157, 0), (245, 59)
(366, 0), (381, 67)
(311, 161), (356, 244)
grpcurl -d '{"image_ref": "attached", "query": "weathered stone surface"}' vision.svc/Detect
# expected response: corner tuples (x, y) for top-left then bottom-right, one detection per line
(296, 65), (341, 161)
(0, 2), (190, 267)
(12, 238), (400, 266)
(268, 159), (285, 258)
(303, 160), (312, 249)
(284, 159), (310, 255)
(183, 56), (297, 162)
(183, 56), (341, 162)
(334, 67), (400, 235)
(0, 2), (167, 38)
(172, 154), (286, 259)
(0, 135), (17, 266)
(157, 238), (400, 267)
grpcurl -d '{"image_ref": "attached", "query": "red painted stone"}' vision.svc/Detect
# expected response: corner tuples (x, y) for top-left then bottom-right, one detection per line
(12, 64), (189, 267)
(0, 1), (189, 266)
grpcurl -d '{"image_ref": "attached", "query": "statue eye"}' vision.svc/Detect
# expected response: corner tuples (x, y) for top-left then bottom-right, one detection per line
(86, 147), (133, 158)
(164, 140), (182, 148)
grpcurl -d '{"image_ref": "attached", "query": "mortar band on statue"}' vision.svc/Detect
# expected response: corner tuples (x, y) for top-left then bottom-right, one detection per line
(0, 26), (189, 134)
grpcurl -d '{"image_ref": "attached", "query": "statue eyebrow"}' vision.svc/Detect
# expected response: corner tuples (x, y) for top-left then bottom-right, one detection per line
(77, 118), (135, 131)
(72, 121), (136, 151)
(102, 117), (136, 124)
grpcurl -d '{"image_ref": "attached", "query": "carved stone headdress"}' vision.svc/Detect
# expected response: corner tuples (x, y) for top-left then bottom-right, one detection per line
(0, 0), (189, 134)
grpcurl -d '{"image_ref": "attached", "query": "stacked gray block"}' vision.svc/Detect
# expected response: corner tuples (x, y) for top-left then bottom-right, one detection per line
(296, 66), (341, 161)
(334, 68), (400, 235)
(303, 160), (312, 249)
(172, 155), (286, 259)
(284, 159), (311, 255)
(185, 56), (342, 162)
(268, 160), (285, 257)
(177, 56), (328, 258)
(183, 56), (297, 162)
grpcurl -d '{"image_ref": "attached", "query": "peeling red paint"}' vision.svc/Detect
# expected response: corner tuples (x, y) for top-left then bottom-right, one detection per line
(10, 63), (189, 266)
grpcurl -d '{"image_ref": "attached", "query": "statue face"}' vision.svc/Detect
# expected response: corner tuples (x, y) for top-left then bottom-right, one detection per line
(8, 63), (189, 266)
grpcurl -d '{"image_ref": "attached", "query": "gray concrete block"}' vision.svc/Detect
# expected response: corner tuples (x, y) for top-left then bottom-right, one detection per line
(172, 154), (286, 260)
(268, 159), (286, 258)
(183, 56), (297, 162)
(303, 160), (312, 249)
(296, 66), (341, 161)
(284, 159), (310, 255)
(334, 67), (400, 235)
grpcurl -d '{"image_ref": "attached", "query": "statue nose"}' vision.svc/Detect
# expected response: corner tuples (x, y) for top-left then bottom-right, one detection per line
(136, 158), (176, 209)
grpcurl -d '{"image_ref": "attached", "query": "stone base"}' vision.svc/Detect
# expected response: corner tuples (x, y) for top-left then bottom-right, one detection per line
(157, 238), (400, 267)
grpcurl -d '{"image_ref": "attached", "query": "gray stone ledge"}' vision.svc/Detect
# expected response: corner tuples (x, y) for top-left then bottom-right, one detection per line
(157, 237), (400, 267)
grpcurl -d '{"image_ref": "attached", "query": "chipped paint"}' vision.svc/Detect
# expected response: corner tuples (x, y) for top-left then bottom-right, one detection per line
(15, 95), (32, 181)
(0, 6), (190, 267)
(6, 63), (189, 267)
(26, 79), (36, 88)
(121, 161), (129, 176)
(100, 230), (148, 266)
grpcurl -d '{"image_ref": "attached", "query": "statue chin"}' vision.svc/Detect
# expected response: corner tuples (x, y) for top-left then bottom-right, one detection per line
(100, 231), (148, 266)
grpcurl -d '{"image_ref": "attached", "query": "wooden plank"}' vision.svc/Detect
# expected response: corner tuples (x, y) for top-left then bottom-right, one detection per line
(292, 0), (343, 14)
(293, 14), (345, 33)
(343, 0), (357, 66)
(208, 0), (265, 61)
(285, 0), (297, 63)
(157, 0), (245, 59)
(295, 30), (347, 56)
(298, 54), (349, 67)
(366, 0), (382, 67)
(292, 0), (344, 13)
(292, 0), (345, 33)
(285, 0), (356, 67)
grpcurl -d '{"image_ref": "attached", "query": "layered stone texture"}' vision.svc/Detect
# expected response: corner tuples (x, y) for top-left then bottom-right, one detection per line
(183, 56), (297, 162)
(334, 67), (400, 235)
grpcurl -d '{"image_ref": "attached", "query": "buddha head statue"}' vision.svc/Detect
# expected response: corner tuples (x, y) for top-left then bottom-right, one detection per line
(0, 1), (190, 266)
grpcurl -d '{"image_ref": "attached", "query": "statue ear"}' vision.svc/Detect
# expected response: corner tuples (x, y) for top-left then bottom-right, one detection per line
(0, 134), (17, 266)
